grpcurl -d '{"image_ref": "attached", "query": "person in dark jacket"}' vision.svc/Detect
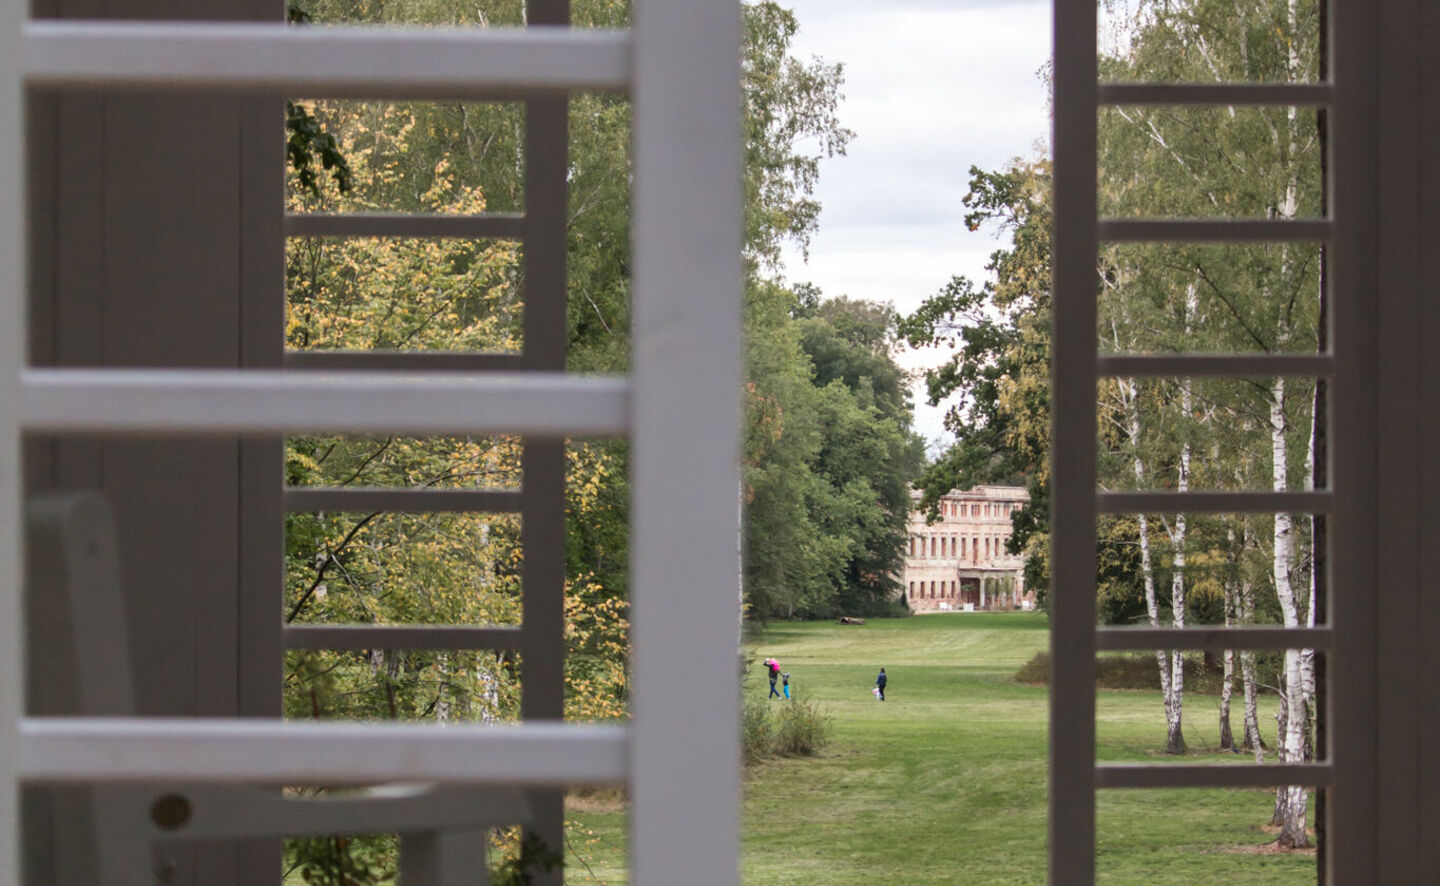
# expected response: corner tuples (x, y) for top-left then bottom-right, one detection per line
(875, 668), (887, 701)
(766, 658), (782, 698)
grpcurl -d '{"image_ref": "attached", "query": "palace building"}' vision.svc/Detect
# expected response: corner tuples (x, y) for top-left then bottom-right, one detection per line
(901, 485), (1032, 612)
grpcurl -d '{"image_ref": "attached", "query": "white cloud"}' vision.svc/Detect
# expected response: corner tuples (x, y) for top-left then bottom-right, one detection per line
(773, 0), (1052, 445)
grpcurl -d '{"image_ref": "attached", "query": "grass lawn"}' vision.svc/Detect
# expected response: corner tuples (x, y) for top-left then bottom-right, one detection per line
(564, 612), (1317, 884)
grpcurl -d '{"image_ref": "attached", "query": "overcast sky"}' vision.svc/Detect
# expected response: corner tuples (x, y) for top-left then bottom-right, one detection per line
(774, 0), (1052, 446)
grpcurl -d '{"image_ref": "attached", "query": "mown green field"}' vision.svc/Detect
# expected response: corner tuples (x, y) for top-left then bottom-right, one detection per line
(565, 613), (1317, 884)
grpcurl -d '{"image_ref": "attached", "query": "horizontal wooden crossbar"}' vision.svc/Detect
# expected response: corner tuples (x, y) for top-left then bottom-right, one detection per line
(24, 21), (631, 97)
(283, 351), (524, 371)
(1096, 626), (1332, 652)
(1097, 353), (1332, 378)
(22, 368), (628, 437)
(20, 718), (628, 786)
(1096, 762), (1332, 789)
(284, 625), (523, 651)
(1098, 219), (1334, 242)
(284, 487), (523, 513)
(285, 212), (525, 239)
(1098, 82), (1333, 106)
(1097, 491), (1332, 514)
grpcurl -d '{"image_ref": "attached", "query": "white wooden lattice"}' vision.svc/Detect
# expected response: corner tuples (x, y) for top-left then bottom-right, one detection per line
(1048, 0), (1377, 882)
(1, 4), (742, 883)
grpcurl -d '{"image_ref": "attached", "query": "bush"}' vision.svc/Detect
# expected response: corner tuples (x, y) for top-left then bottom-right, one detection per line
(742, 697), (776, 765)
(742, 695), (831, 763)
(772, 696), (830, 756)
(1013, 651), (1049, 685)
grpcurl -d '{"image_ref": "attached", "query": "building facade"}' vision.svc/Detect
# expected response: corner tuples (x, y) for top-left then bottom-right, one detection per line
(901, 485), (1031, 612)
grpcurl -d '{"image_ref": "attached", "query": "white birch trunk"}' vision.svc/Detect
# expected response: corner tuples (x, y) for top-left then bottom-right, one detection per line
(1236, 517), (1265, 758)
(1271, 375), (1310, 846)
(1301, 389), (1318, 758)
(1163, 372), (1193, 755)
(1220, 647), (1236, 749)
(1121, 376), (1176, 745)
(435, 652), (451, 725)
(1220, 530), (1236, 750)
(1270, 24), (1312, 838)
(476, 663), (500, 726)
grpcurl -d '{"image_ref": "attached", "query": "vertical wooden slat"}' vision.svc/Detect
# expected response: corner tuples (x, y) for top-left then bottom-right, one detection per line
(1, 0), (25, 878)
(630, 0), (742, 882)
(236, 54), (285, 724)
(1417, 3), (1440, 877)
(521, 1), (571, 879)
(1329, 0), (1381, 881)
(1049, 0), (1098, 882)
(519, 441), (566, 876)
(1374, 0), (1419, 879)
(236, 65), (286, 883)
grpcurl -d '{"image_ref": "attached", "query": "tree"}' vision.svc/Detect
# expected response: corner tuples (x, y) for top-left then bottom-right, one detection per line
(899, 160), (1053, 594)
(909, 4), (1322, 841)
(1099, 0), (1321, 846)
(282, 0), (865, 877)
(742, 285), (923, 620)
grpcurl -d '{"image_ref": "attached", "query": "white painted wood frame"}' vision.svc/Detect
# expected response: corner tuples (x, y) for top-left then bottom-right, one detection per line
(629, 0), (743, 882)
(1, 0), (23, 878)
(1326, 0), (1380, 879)
(1048, 0), (1100, 877)
(22, 368), (629, 436)
(1049, 0), (1381, 882)
(5, 2), (743, 883)
(20, 719), (628, 786)
(23, 21), (630, 97)
(518, 2), (572, 878)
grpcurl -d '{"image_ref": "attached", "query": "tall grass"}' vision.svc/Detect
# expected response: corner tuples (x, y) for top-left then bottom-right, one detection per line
(742, 695), (831, 763)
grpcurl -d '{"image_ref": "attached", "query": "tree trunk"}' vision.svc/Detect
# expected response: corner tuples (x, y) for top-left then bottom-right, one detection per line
(1273, 673), (1289, 825)
(1220, 524), (1240, 751)
(1236, 516), (1266, 754)
(435, 652), (451, 724)
(1162, 510), (1187, 754)
(1162, 370), (1194, 755)
(1219, 648), (1235, 750)
(1123, 377), (1175, 749)
(1301, 385), (1319, 762)
(1270, 377), (1310, 846)
(1219, 566), (1235, 752)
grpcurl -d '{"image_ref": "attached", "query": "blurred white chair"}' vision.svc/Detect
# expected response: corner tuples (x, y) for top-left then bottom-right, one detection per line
(25, 490), (527, 886)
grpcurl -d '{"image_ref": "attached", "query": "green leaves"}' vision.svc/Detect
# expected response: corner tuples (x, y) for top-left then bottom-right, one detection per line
(286, 100), (353, 198)
(901, 161), (1050, 585)
(909, 0), (1324, 613)
(745, 287), (923, 620)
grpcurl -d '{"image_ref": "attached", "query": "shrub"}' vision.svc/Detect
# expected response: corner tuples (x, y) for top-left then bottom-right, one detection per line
(742, 697), (775, 765)
(1014, 651), (1049, 685)
(741, 694), (831, 763)
(772, 696), (830, 756)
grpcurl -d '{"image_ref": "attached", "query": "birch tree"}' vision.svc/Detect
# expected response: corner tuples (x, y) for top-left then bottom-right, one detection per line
(1101, 0), (1321, 847)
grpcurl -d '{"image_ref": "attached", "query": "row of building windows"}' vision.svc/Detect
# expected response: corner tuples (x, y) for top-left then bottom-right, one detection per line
(909, 579), (963, 600)
(908, 534), (1012, 560)
(938, 500), (1018, 518)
